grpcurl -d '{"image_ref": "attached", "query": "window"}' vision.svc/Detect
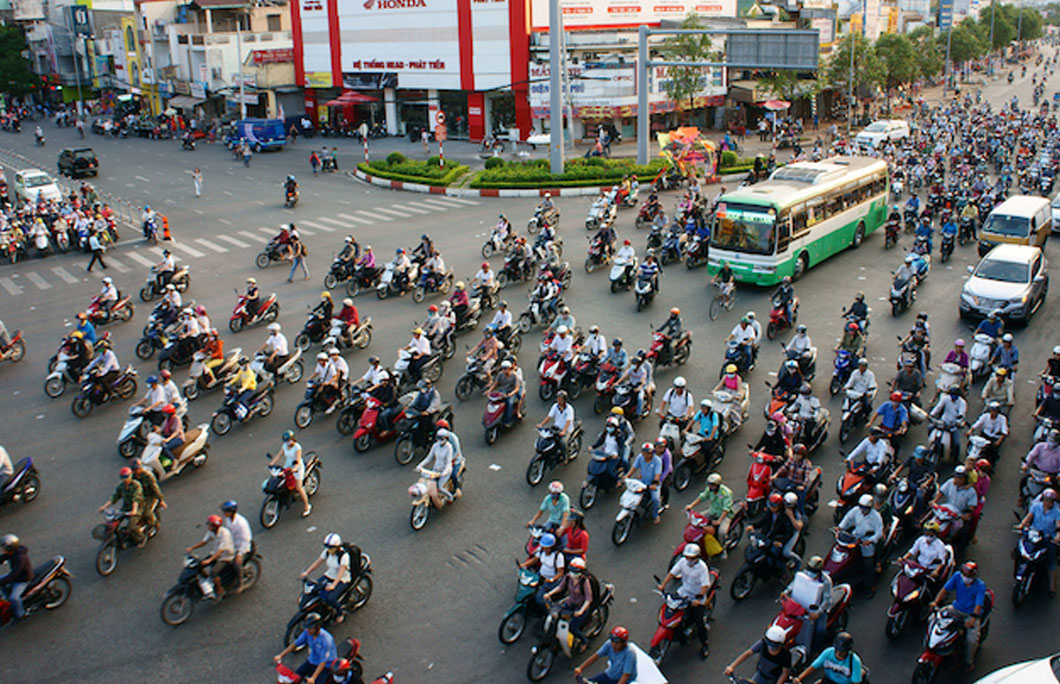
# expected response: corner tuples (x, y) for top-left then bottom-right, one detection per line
(125, 26), (135, 52)
(267, 14), (281, 31)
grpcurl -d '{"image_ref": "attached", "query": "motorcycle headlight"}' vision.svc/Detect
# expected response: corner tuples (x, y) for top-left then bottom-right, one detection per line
(906, 589), (920, 602)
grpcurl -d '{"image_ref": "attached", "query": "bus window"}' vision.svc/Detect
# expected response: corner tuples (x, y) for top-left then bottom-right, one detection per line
(791, 211), (808, 238)
(777, 215), (792, 253)
(712, 202), (776, 255)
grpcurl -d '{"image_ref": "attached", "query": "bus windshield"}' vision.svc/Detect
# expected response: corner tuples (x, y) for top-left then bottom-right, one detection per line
(982, 214), (1031, 238)
(712, 202), (776, 255)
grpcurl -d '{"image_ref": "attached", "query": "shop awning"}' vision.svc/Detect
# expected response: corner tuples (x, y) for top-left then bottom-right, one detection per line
(324, 91), (379, 106)
(168, 96), (205, 108)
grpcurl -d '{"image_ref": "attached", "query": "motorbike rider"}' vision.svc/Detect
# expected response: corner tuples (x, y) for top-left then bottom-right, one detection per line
(583, 325), (607, 362)
(488, 300), (514, 343)
(403, 327), (431, 382)
(270, 431), (313, 518)
(574, 625), (637, 684)
(789, 384), (822, 444)
(786, 325), (813, 371)
(485, 359), (522, 426)
(628, 443), (664, 524)
(684, 396), (721, 456)
(966, 401), (1008, 461)
(889, 444), (937, 513)
(543, 555), (594, 646)
(836, 321), (865, 358)
(990, 333), (1019, 375)
(728, 316), (757, 370)
(838, 493), (884, 595)
(979, 368), (1014, 413)
(219, 500), (252, 593)
(82, 338), (119, 398)
(314, 291), (334, 323)
(132, 374), (168, 426)
(900, 520), (951, 584)
(258, 323), (289, 376)
(929, 561), (988, 673)
(793, 631), (864, 684)
(591, 219), (617, 258)
(755, 420), (791, 460)
(843, 357), (877, 412)
(319, 348), (348, 413)
(449, 281), (470, 328)
(226, 357), (257, 414)
(931, 387), (968, 461)
(843, 292), (870, 333)
(65, 330), (95, 380)
(724, 625), (793, 684)
(772, 276), (795, 328)
(895, 254), (918, 289)
(273, 612), (338, 684)
(401, 378), (441, 444)
(333, 298), (359, 347)
(747, 492), (798, 568)
(1042, 345), (1060, 378)
(495, 214), (512, 242)
(658, 376), (693, 429)
(156, 403), (185, 469)
(960, 197), (979, 233)
(530, 273), (561, 318)
(391, 248), (413, 292)
(538, 193), (556, 224)
(158, 284), (182, 328)
(776, 359), (804, 398)
(714, 363), (746, 405)
(932, 466), (978, 546)
(615, 238), (636, 271)
(0, 534), (32, 621)
(686, 472), (735, 559)
(244, 277), (263, 317)
(470, 326), (504, 377)
(418, 250), (445, 290)
(97, 467), (145, 547)
(944, 339), (970, 387)
(284, 175), (299, 202)
(417, 428), (460, 507)
(781, 554), (834, 653)
(154, 249), (176, 290)
(891, 357), (925, 408)
(299, 533), (354, 623)
(1017, 488), (1060, 595)
(471, 261), (495, 300)
(601, 338), (629, 373)
(657, 308), (683, 365)
(74, 311), (96, 344)
(184, 514), (235, 600)
(176, 307), (203, 359)
(617, 351), (652, 417)
(846, 427), (893, 483)
(337, 235), (360, 267)
(638, 251), (661, 293)
(915, 215), (934, 252)
(549, 306), (577, 336)
(545, 325), (576, 367)
(1022, 429), (1060, 504)
(97, 276), (118, 322)
(528, 480), (571, 537)
(656, 543), (713, 658)
(537, 389), (575, 451)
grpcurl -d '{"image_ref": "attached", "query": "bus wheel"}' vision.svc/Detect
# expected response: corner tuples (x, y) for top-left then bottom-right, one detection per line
(851, 221), (866, 248)
(792, 253), (809, 280)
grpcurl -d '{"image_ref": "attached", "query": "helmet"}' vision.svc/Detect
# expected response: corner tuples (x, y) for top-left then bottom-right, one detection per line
(611, 407), (624, 416)
(324, 532), (342, 547)
(923, 520), (941, 533)
(332, 660), (353, 677)
(160, 369), (171, 381)
(417, 378), (431, 390)
(955, 338), (966, 347)
(147, 375), (159, 385)
(613, 338), (623, 347)
(806, 555), (824, 571)
(342, 298), (353, 307)
(855, 292), (865, 301)
(282, 430), (295, 441)
(317, 352), (328, 361)
(764, 625), (787, 647)
(988, 401), (1001, 411)
(673, 376), (686, 388)
(1002, 333), (1014, 342)
(768, 492), (783, 506)
(238, 357), (249, 367)
(785, 359), (799, 370)
(623, 239), (631, 246)
(682, 543), (701, 558)
(707, 473), (722, 486)
(539, 533), (557, 549)
(435, 419), (451, 430)
(954, 465), (968, 476)
(305, 612), (324, 629)
(0, 534), (19, 550)
(267, 323), (281, 332)
(1044, 489), (1059, 501)
(796, 324), (807, 333)
(642, 442), (653, 452)
(670, 307), (680, 316)
(783, 492), (798, 507)
(544, 193), (552, 198)
(455, 281), (465, 290)
(989, 309), (1001, 319)
(1054, 346), (1060, 355)
(800, 383), (812, 395)
(746, 312), (756, 320)
(556, 325), (568, 335)
(905, 254), (915, 263)
(435, 428), (450, 441)
(994, 367), (1008, 377)
(725, 364), (738, 374)
(71, 331), (84, 340)
(858, 493), (873, 508)
(77, 312), (87, 320)
(890, 391), (903, 402)
(857, 357), (869, 366)
(833, 632), (854, 654)
(782, 276), (791, 284)
(874, 483), (888, 498)
(102, 276), (113, 284)
(548, 481), (564, 494)
(569, 557), (587, 572)
(162, 403), (176, 415)
(499, 300), (508, 308)
(700, 398), (711, 408)
(221, 500), (238, 513)
(206, 514), (222, 530)
(609, 626), (629, 642)
(396, 248), (403, 256)
(246, 277), (256, 285)
(961, 561), (978, 577)
(589, 325), (600, 334)
(847, 322), (859, 333)
(481, 262), (489, 270)
(562, 306), (571, 315)
(166, 284), (176, 292)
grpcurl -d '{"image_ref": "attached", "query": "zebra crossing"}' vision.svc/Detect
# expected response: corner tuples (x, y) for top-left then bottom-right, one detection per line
(0, 194), (481, 297)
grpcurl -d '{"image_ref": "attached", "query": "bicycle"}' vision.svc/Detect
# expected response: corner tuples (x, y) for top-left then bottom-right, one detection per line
(709, 281), (736, 321)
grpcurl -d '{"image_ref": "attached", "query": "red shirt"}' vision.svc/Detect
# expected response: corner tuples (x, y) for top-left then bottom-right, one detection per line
(564, 528), (589, 558)
(338, 305), (359, 327)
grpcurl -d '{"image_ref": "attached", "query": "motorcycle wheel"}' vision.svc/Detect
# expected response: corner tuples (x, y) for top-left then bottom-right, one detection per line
(892, 300), (901, 317)
(175, 275), (190, 292)
(264, 304), (279, 323)
(709, 296), (722, 321)
(118, 438), (140, 459)
(443, 340), (456, 360)
(240, 557), (261, 592)
(285, 362), (304, 384)
(766, 321), (778, 340)
(497, 272), (511, 289)
(527, 647), (556, 682)
(336, 408), (358, 436)
(527, 219), (539, 235)
(139, 285), (154, 302)
(135, 339), (156, 360)
(284, 612), (312, 647)
(425, 360), (443, 383)
(158, 357), (173, 373)
(255, 252), (271, 269)
(355, 328), (371, 349)
(526, 455), (547, 486)
(260, 497), (281, 528)
(507, 332), (522, 355)
(498, 610), (528, 644)
(593, 394), (608, 415)
(229, 317), (245, 333)
(485, 425), (500, 445)
(636, 295), (646, 312)
(323, 273), (338, 290)
(675, 343), (691, 365)
(354, 433), (374, 453)
(160, 591), (194, 626)
(410, 502), (430, 530)
(394, 435), (416, 465)
(1013, 576), (1031, 605)
(294, 332), (311, 352)
(211, 412), (232, 436)
(44, 376), (65, 398)
(376, 285), (389, 300)
(348, 573), (373, 610)
(539, 381), (556, 402)
(19, 473), (41, 502)
(412, 287), (425, 303)
(611, 516), (633, 546)
(650, 639), (672, 666)
(71, 395), (93, 419)
(839, 416), (853, 443)
(724, 517), (746, 551)
(304, 467), (321, 497)
(729, 567), (756, 600)
(42, 576), (71, 609)
(673, 462), (694, 491)
(115, 304), (133, 322)
(584, 257), (596, 274)
(454, 375), (475, 402)
(517, 314), (532, 334)
(885, 609), (909, 639)
(295, 405), (313, 429)
(96, 540), (118, 576)
(346, 279), (362, 298)
(567, 377), (583, 400)
(580, 483), (598, 510)
(911, 661), (936, 684)
(830, 374), (844, 396)
(482, 243), (494, 259)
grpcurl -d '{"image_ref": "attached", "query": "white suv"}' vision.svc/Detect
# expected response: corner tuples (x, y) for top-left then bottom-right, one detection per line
(13, 169), (61, 206)
(854, 120), (910, 149)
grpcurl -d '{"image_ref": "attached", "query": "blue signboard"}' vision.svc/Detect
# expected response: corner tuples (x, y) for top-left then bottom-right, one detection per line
(938, 0), (954, 31)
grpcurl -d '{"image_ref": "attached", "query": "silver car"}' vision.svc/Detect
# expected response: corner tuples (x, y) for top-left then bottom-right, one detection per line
(960, 244), (1048, 323)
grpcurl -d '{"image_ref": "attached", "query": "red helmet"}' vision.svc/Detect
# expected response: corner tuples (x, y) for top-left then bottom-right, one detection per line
(960, 561), (978, 577)
(160, 369), (172, 380)
(768, 492), (783, 506)
(847, 322), (858, 332)
(481, 262), (489, 270)
(975, 458), (991, 471)
(162, 403), (176, 415)
(428, 305), (438, 313)
(890, 391), (903, 402)
(119, 467), (132, 478)
(435, 419), (450, 430)
(609, 626), (629, 642)
(206, 514), (223, 529)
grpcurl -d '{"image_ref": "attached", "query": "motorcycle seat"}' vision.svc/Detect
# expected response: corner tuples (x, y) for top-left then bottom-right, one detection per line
(23, 557), (62, 596)
(173, 430), (203, 458)
(1, 459), (29, 492)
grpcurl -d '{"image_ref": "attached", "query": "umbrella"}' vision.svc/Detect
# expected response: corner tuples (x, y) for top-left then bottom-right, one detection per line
(324, 91), (379, 106)
(763, 99), (791, 111)
(163, 107), (177, 116)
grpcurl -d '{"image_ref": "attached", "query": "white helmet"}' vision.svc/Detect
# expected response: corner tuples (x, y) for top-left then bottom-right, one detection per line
(858, 493), (873, 508)
(268, 323), (281, 332)
(102, 276), (113, 284)
(673, 376), (687, 388)
(548, 480), (564, 494)
(556, 325), (568, 335)
(343, 298), (353, 307)
(682, 543), (701, 558)
(764, 625), (787, 646)
(436, 428), (450, 440)
(316, 352), (328, 360)
(323, 532), (342, 547)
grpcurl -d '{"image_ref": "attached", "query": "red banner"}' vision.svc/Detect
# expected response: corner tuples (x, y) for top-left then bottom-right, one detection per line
(252, 48), (295, 65)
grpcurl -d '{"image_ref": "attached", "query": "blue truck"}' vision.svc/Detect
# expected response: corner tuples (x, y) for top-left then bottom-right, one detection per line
(224, 118), (287, 152)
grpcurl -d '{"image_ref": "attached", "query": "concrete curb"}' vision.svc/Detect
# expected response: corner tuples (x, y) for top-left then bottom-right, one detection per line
(350, 167), (623, 198)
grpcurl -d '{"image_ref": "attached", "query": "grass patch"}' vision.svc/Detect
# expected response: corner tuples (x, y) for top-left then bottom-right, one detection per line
(359, 160), (468, 187)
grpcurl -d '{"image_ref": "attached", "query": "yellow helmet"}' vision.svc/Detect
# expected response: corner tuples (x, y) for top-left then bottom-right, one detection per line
(725, 364), (738, 374)
(455, 281), (465, 290)
(71, 331), (84, 339)
(610, 407), (624, 416)
(321, 291), (332, 300)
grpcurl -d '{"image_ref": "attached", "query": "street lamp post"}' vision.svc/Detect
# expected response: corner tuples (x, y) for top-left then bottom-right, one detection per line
(236, 14), (247, 120)
(847, 32), (855, 137)
(944, 27), (953, 95)
(988, 0), (996, 74)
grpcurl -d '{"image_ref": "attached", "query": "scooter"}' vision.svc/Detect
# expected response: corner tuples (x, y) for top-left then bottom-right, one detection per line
(822, 527), (878, 586)
(722, 339), (755, 375)
(765, 296), (798, 340)
(0, 328), (25, 365)
(612, 382), (652, 420)
(609, 256), (637, 292)
(250, 349), (305, 386)
(764, 586), (853, 672)
(255, 240), (287, 270)
(408, 461), (466, 530)
(116, 402), (186, 458)
(671, 433), (725, 492)
(684, 235), (709, 269)
(831, 460), (875, 524)
(1012, 525), (1050, 606)
(0, 555), (72, 626)
(932, 362), (964, 401)
(393, 404), (454, 466)
(712, 389), (749, 436)
(928, 416), (964, 464)
(392, 348), (442, 394)
(583, 236), (612, 273)
(499, 564), (546, 644)
(611, 477), (655, 546)
(140, 266), (191, 303)
(647, 329), (693, 370)
(886, 556), (953, 639)
(830, 349), (857, 396)
(140, 423), (210, 481)
(968, 334), (994, 382)
(159, 547), (262, 626)
(285, 187), (299, 208)
(745, 451), (781, 522)
(211, 381), (275, 436)
(537, 351), (569, 402)
(283, 555), (374, 645)
(86, 294), (135, 326)
(912, 591), (994, 684)
(351, 395), (404, 454)
(729, 530), (798, 600)
(884, 218), (901, 249)
(484, 390), (521, 444)
(669, 507), (745, 565)
(412, 269), (454, 303)
(636, 201), (662, 230)
(527, 583), (615, 681)
(376, 260), (418, 299)
(526, 422), (584, 486)
(939, 232), (955, 263)
(182, 347), (244, 401)
(92, 507), (159, 576)
(838, 388), (873, 444)
(648, 569), (720, 665)
(482, 226), (514, 259)
(71, 366), (139, 419)
(259, 452), (322, 528)
(44, 350), (82, 398)
(890, 274), (916, 316)
(527, 206), (558, 234)
(0, 455), (41, 510)
(634, 274), (656, 311)
(293, 309), (331, 351)
(228, 292), (279, 333)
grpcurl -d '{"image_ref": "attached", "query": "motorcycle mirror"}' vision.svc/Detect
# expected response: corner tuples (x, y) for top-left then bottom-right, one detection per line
(652, 574), (663, 583)
(264, 452), (272, 460)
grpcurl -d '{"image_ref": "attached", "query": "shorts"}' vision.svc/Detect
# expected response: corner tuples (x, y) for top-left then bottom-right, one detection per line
(209, 560), (232, 578)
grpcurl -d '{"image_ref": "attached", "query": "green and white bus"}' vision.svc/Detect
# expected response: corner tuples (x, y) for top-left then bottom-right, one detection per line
(707, 156), (889, 286)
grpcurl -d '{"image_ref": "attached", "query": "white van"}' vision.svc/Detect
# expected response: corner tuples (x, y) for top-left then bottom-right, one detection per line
(978, 195), (1052, 256)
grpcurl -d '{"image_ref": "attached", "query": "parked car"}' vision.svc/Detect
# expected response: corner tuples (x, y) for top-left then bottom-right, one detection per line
(1051, 193), (1060, 232)
(959, 244), (1048, 323)
(13, 169), (61, 206)
(979, 195), (1052, 255)
(58, 148), (99, 178)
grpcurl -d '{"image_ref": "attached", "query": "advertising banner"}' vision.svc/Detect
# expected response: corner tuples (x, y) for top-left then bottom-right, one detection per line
(12, 0), (44, 21)
(530, 0), (737, 32)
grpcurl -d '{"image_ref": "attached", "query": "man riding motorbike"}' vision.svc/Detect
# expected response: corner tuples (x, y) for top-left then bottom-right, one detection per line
(838, 494), (884, 595)
(929, 561), (988, 673)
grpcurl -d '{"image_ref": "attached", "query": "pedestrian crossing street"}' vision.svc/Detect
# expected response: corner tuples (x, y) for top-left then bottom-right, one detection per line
(0, 195), (480, 297)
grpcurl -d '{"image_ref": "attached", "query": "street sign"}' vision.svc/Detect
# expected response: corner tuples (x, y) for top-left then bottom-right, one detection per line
(69, 5), (91, 35)
(359, 122), (368, 138)
(435, 124), (448, 142)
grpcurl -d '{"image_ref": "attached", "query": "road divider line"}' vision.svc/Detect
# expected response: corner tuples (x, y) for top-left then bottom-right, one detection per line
(336, 213), (372, 225)
(51, 266), (80, 284)
(418, 199), (453, 210)
(238, 231), (270, 244)
(0, 278), (21, 295)
(107, 258), (131, 273)
(25, 272), (50, 290)
(216, 235), (250, 249)
(355, 210), (392, 222)
(374, 207), (414, 218)
(195, 239), (229, 253)
(125, 251), (156, 268)
(169, 242), (207, 258)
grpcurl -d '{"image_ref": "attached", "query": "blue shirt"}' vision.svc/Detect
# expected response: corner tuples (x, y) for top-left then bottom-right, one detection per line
(810, 647), (863, 684)
(941, 221), (957, 235)
(1029, 500), (1060, 537)
(691, 410), (719, 437)
(631, 453), (662, 486)
(77, 321), (97, 344)
(875, 402), (908, 430)
(595, 641), (637, 680)
(943, 573), (987, 614)
(294, 628), (337, 665)
(991, 344), (1019, 369)
(975, 319), (1003, 338)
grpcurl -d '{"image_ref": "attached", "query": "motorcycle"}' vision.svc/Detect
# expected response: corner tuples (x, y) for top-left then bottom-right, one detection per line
(393, 404), (455, 466)
(159, 546), (262, 627)
(229, 292), (278, 333)
(499, 564), (547, 644)
(322, 258), (355, 291)
(684, 235), (709, 269)
(344, 264), (382, 298)
(211, 381), (275, 435)
(890, 274), (916, 316)
(729, 530), (800, 600)
(0, 455), (41, 510)
(482, 226), (514, 259)
(838, 388), (873, 443)
(285, 187), (299, 208)
(592, 362), (622, 415)
(251, 349), (305, 385)
(93, 507), (159, 576)
(831, 460), (876, 524)
(376, 260), (418, 299)
(672, 434), (726, 492)
(764, 587), (853, 672)
(565, 350), (599, 400)
(71, 366), (138, 419)
(968, 334), (994, 382)
(527, 206), (558, 234)
(822, 528), (879, 586)
(182, 347), (244, 400)
(722, 339), (755, 375)
(669, 508), (745, 564)
(636, 201), (662, 230)
(583, 236), (612, 274)
(634, 274), (656, 311)
(256, 240), (287, 269)
(765, 296), (798, 340)
(527, 582), (615, 681)
(886, 556), (953, 640)
(157, 334), (200, 373)
(140, 266), (190, 302)
(648, 569), (720, 665)
(612, 381), (652, 421)
(585, 197), (615, 231)
(260, 453), (322, 528)
(0, 328), (25, 365)
(611, 477), (656, 546)
(658, 227), (684, 266)
(392, 348), (443, 394)
(454, 356), (492, 402)
(351, 395), (404, 454)
(86, 294), (135, 326)
(745, 451), (782, 522)
(517, 298), (559, 334)
(939, 232), (955, 263)
(713, 389), (749, 436)
(140, 422), (210, 481)
(526, 423), (584, 486)
(408, 461), (466, 530)
(958, 216), (975, 245)
(497, 252), (533, 289)
(116, 402), (186, 458)
(294, 310), (331, 352)
(483, 390), (521, 444)
(928, 416), (964, 464)
(537, 351), (569, 402)
(412, 269), (454, 303)
(912, 592), (994, 684)
(44, 350), (83, 398)
(1012, 524), (1050, 606)
(788, 407), (831, 454)
(283, 555), (374, 644)
(293, 381), (348, 429)
(0, 555), (72, 626)
(609, 256), (637, 293)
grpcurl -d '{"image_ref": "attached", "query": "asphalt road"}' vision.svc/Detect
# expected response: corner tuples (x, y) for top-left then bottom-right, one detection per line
(2, 67), (1060, 684)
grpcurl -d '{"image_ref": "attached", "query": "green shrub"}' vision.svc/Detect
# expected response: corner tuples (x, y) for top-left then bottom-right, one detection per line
(484, 157), (504, 170)
(470, 158), (667, 188)
(358, 161), (468, 187)
(385, 152), (406, 165)
(586, 157), (606, 167)
(720, 150), (739, 168)
(426, 156), (441, 167)
(369, 159), (387, 170)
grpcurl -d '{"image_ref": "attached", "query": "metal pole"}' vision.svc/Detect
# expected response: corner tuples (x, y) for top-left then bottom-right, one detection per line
(944, 28), (952, 95)
(637, 25), (649, 165)
(548, 0), (563, 175)
(1017, 4), (1023, 43)
(71, 36), (83, 117)
(847, 31), (854, 137)
(989, 0), (996, 73)
(236, 14), (247, 120)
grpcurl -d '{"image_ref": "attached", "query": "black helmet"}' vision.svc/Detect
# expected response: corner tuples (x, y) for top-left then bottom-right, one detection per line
(833, 631), (853, 654)
(305, 612), (324, 629)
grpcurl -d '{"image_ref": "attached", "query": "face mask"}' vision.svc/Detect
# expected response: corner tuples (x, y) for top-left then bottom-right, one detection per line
(606, 427), (615, 433)
(962, 574), (975, 585)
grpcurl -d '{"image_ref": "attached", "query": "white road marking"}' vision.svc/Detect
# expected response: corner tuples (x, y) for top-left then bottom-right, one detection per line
(336, 213), (372, 225)
(219, 218), (233, 225)
(394, 203), (431, 215)
(216, 235), (250, 249)
(125, 251), (156, 268)
(239, 231), (270, 244)
(107, 258), (131, 273)
(135, 175), (151, 182)
(437, 196), (479, 206)
(25, 272), (50, 289)
(418, 198), (453, 210)
(355, 210), (392, 222)
(0, 278), (21, 295)
(316, 217), (352, 229)
(258, 226), (275, 234)
(374, 206), (414, 218)
(196, 238), (229, 253)
(299, 220), (333, 232)
(51, 266), (80, 283)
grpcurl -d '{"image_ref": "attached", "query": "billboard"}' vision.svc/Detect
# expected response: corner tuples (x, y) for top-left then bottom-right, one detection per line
(12, 0), (44, 21)
(530, 0), (737, 32)
(937, 0), (953, 29)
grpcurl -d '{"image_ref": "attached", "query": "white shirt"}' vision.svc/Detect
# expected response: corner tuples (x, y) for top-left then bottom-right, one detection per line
(162, 380), (181, 406)
(472, 268), (494, 289)
(407, 334), (430, 356)
(616, 245), (635, 262)
(202, 526), (235, 562)
(145, 385), (167, 407)
(418, 440), (454, 478)
(196, 313), (211, 332)
(490, 309), (512, 328)
(319, 548), (352, 584)
(908, 534), (949, 568)
(931, 394), (967, 424)
(730, 324), (756, 345)
(662, 387), (693, 418)
(547, 402), (575, 431)
(847, 437), (892, 466)
(549, 333), (574, 359)
(182, 317), (202, 337)
(159, 254), (175, 271)
(787, 333), (812, 355)
(223, 513), (252, 555)
(0, 445), (12, 478)
(844, 368), (877, 394)
(536, 547), (565, 581)
(971, 411), (1008, 437)
(312, 361), (329, 382)
(265, 332), (289, 356)
(671, 557), (712, 600)
(585, 334), (607, 359)
(791, 394), (820, 420)
(100, 283), (118, 303)
(163, 291), (182, 309)
(360, 365), (388, 386)
(328, 355), (349, 382)
(749, 319), (762, 342)
(425, 255), (445, 272)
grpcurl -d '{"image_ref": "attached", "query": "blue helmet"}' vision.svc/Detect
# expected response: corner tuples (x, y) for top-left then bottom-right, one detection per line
(146, 375), (159, 385)
(539, 533), (557, 549)
(913, 445), (928, 460)
(221, 500), (238, 512)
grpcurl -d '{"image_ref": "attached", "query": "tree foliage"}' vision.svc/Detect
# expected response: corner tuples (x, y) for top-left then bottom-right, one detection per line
(875, 33), (918, 88)
(0, 26), (38, 98)
(658, 14), (717, 110)
(826, 32), (883, 96)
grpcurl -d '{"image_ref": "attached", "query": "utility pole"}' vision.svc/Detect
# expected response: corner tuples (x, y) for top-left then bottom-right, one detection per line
(988, 0), (996, 74)
(236, 11), (247, 119)
(1017, 2), (1023, 43)
(548, 0), (563, 175)
(944, 27), (953, 95)
(847, 32), (855, 136)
